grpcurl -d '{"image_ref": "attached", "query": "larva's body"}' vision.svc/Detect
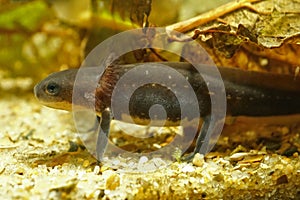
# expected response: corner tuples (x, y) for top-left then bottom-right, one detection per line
(34, 62), (300, 161)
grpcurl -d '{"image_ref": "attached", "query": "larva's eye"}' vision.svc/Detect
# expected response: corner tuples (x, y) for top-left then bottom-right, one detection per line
(45, 82), (60, 96)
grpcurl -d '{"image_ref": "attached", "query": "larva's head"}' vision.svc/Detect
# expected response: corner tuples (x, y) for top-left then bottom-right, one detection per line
(34, 69), (78, 111)
(34, 67), (105, 112)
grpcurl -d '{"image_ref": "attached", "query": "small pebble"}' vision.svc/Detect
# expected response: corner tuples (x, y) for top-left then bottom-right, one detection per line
(192, 153), (204, 167)
(93, 165), (100, 174)
(83, 160), (90, 168)
(138, 156), (149, 165)
(106, 173), (120, 190)
(182, 165), (195, 173)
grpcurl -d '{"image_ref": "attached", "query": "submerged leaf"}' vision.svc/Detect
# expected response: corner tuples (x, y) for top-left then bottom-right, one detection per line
(169, 0), (300, 73)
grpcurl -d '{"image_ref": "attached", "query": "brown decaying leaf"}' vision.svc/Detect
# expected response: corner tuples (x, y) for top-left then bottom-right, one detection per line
(167, 0), (300, 74)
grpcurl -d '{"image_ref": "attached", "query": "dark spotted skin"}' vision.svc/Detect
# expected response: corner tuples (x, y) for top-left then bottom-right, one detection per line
(96, 62), (300, 123)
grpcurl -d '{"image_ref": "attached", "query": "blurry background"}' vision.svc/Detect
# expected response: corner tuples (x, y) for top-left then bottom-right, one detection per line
(1, 0), (300, 95)
(0, 0), (231, 92)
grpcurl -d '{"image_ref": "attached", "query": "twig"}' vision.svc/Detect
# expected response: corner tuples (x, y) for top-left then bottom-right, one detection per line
(166, 0), (267, 33)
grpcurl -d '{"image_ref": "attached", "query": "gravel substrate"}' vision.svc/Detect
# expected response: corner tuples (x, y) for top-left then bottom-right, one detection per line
(1, 93), (300, 199)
